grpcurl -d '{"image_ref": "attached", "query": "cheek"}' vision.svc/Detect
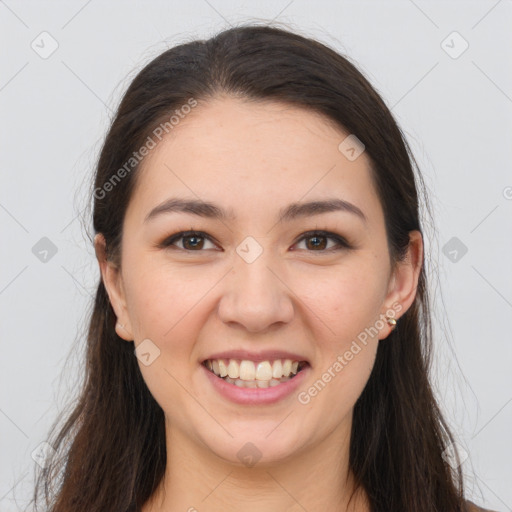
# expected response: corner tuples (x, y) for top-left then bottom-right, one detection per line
(295, 262), (384, 406)
(123, 262), (213, 342)
(299, 262), (387, 344)
(123, 267), (215, 411)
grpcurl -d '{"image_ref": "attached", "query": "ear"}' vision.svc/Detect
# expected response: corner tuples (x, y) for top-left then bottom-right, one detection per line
(94, 233), (134, 341)
(380, 230), (423, 340)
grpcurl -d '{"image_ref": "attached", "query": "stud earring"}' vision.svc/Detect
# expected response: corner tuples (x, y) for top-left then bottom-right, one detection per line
(385, 316), (397, 329)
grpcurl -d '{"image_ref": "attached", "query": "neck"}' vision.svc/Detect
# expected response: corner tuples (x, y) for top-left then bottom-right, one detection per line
(143, 415), (370, 512)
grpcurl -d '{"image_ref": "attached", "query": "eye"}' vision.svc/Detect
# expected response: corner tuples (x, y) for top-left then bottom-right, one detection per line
(292, 230), (351, 252)
(160, 230), (218, 251)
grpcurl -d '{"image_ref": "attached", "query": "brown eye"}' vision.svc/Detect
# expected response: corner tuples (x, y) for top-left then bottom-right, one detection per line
(181, 234), (205, 250)
(305, 235), (328, 250)
(294, 231), (351, 252)
(160, 231), (217, 251)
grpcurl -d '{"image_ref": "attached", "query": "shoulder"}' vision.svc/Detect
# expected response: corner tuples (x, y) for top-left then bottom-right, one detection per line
(465, 499), (499, 512)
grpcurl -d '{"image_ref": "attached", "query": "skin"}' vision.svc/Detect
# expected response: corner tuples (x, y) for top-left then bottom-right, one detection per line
(95, 96), (423, 512)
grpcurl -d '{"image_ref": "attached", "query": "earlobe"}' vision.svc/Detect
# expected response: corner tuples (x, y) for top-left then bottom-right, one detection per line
(94, 233), (134, 342)
(115, 321), (133, 342)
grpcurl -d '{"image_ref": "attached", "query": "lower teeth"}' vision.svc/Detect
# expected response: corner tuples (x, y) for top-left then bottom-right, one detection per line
(223, 375), (293, 388)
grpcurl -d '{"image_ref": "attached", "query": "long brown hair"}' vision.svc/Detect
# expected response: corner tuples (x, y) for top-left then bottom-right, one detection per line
(31, 23), (467, 511)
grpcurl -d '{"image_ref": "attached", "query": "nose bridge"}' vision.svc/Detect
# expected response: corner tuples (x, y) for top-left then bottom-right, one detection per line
(218, 242), (294, 331)
(235, 248), (276, 294)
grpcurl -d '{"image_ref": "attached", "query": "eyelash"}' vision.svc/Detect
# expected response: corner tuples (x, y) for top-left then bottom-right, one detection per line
(158, 229), (352, 253)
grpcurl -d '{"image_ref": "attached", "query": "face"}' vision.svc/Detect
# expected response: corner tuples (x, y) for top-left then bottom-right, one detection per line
(96, 97), (422, 467)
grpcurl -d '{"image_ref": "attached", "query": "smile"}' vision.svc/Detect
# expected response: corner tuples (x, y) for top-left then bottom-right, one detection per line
(202, 358), (309, 389)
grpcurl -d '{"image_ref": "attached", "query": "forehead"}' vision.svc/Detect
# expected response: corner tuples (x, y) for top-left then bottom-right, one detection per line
(126, 97), (382, 229)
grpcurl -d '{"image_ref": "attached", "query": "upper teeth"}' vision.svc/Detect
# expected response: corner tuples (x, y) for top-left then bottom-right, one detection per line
(205, 359), (302, 380)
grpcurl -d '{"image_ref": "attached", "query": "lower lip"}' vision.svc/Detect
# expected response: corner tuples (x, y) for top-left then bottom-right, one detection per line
(201, 363), (310, 405)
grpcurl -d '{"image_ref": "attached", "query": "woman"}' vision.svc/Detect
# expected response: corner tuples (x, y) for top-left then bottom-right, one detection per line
(32, 24), (496, 512)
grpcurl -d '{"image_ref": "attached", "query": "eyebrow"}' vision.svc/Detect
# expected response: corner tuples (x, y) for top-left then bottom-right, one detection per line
(144, 197), (367, 224)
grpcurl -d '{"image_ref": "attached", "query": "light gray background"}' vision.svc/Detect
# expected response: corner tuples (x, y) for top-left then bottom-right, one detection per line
(1, 1), (511, 511)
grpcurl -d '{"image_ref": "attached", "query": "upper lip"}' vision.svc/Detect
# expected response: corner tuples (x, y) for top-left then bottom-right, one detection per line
(202, 349), (309, 364)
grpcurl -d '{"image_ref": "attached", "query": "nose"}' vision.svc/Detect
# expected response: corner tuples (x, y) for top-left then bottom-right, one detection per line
(217, 251), (295, 333)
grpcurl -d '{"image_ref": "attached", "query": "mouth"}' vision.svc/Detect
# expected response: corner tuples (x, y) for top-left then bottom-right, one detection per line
(202, 358), (310, 389)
